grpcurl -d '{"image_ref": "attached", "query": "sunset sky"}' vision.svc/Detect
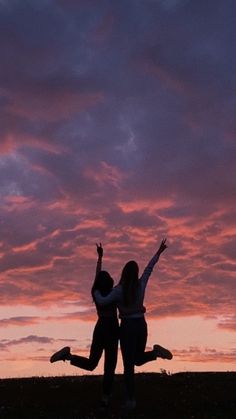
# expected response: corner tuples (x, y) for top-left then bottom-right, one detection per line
(0, 0), (236, 378)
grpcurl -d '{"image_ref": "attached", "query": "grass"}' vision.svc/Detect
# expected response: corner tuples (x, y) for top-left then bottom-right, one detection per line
(0, 372), (236, 418)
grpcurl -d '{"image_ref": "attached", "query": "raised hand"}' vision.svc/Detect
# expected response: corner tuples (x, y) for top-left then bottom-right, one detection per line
(157, 238), (167, 255)
(96, 242), (103, 258)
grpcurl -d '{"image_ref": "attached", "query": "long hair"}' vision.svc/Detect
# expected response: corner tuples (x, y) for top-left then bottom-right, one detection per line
(119, 260), (139, 306)
(91, 271), (114, 301)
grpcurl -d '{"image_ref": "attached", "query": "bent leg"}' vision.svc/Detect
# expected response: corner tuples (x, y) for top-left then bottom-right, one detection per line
(70, 321), (103, 371)
(135, 349), (156, 365)
(103, 320), (119, 396)
(134, 317), (157, 366)
(120, 319), (138, 400)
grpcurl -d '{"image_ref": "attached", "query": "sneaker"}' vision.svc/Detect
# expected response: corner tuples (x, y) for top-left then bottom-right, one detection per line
(153, 344), (173, 360)
(50, 346), (71, 363)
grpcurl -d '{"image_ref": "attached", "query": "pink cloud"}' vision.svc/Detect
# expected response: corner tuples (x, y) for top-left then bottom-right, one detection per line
(0, 198), (235, 323)
(84, 161), (124, 188)
(0, 316), (40, 328)
(0, 309), (96, 329)
(0, 335), (77, 352)
(173, 346), (236, 363)
(218, 316), (236, 332)
(0, 2), (235, 368)
(7, 90), (104, 122)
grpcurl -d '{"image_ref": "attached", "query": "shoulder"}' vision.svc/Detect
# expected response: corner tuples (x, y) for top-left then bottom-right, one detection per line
(113, 284), (122, 295)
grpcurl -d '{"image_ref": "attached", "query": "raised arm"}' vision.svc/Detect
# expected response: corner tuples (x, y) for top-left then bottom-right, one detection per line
(91, 243), (103, 299)
(140, 238), (168, 288)
(95, 242), (103, 277)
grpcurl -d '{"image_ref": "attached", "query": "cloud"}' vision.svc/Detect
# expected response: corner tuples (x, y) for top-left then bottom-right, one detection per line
(0, 316), (40, 328)
(0, 334), (77, 351)
(0, 335), (53, 351)
(0, 309), (99, 329)
(173, 346), (236, 363)
(218, 316), (236, 332)
(0, 0), (235, 330)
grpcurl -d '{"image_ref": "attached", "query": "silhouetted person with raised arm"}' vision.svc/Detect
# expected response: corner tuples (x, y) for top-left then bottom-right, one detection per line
(50, 243), (119, 407)
(94, 238), (173, 410)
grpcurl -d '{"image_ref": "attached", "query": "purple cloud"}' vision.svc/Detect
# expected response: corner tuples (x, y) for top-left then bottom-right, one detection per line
(0, 0), (235, 327)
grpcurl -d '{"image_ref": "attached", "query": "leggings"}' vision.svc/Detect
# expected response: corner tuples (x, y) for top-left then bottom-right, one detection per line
(120, 316), (156, 399)
(70, 317), (119, 396)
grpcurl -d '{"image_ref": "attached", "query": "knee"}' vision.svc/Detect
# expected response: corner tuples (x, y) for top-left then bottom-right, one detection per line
(88, 360), (99, 371)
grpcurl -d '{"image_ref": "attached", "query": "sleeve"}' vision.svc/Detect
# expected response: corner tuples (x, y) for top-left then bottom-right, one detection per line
(93, 286), (121, 306)
(140, 252), (160, 290)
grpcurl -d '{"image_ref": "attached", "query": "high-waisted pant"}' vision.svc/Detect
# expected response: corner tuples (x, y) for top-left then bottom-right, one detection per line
(70, 317), (119, 396)
(120, 316), (156, 399)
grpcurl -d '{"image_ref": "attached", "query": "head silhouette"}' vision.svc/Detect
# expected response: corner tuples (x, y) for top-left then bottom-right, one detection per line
(92, 270), (114, 299)
(119, 260), (139, 306)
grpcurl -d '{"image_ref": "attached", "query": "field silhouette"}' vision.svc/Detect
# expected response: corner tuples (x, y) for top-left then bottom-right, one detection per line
(0, 372), (235, 418)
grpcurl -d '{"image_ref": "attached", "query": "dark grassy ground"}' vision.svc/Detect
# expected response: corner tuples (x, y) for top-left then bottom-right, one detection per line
(0, 372), (235, 419)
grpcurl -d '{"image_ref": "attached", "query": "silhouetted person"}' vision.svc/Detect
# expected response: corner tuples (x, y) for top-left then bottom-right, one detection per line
(94, 238), (173, 410)
(50, 243), (119, 407)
